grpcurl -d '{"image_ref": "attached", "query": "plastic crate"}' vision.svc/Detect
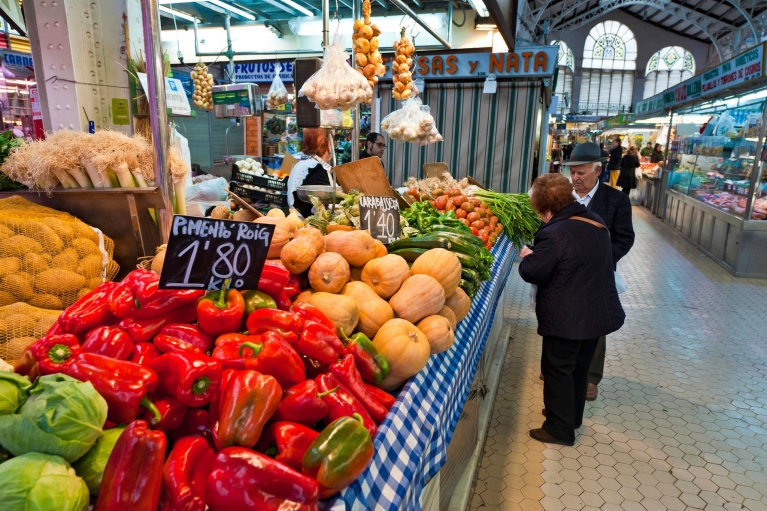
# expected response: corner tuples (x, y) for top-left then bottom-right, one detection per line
(231, 182), (288, 206)
(231, 169), (288, 191)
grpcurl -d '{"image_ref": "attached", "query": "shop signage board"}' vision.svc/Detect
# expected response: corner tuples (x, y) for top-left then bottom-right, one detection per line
(0, 49), (33, 72)
(158, 215), (275, 291)
(381, 46), (557, 80)
(234, 61), (294, 83)
(137, 73), (192, 117)
(603, 113), (635, 128)
(358, 195), (401, 244)
(170, 70), (195, 102)
(634, 43), (766, 117)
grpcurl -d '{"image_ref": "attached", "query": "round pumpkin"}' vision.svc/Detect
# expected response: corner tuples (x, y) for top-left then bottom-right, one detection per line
(417, 315), (455, 354)
(410, 248), (462, 297)
(310, 292), (359, 336)
(361, 254), (410, 299)
(308, 252), (350, 293)
(324, 230), (376, 267)
(373, 239), (388, 258)
(294, 227), (325, 255)
(267, 208), (286, 217)
(341, 281), (394, 338)
(280, 237), (317, 274)
(389, 274), (445, 324)
(436, 305), (457, 331)
(445, 288), (471, 322)
(373, 318), (431, 391)
(254, 217), (296, 259)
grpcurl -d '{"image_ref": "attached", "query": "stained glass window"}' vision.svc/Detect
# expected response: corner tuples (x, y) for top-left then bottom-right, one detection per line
(579, 21), (636, 116)
(554, 40), (574, 71)
(643, 46), (696, 99)
(552, 40), (574, 113)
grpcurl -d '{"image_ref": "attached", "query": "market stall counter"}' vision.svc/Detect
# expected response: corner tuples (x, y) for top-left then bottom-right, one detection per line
(327, 235), (516, 511)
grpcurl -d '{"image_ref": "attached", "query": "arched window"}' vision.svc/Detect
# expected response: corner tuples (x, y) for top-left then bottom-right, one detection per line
(578, 21), (637, 116)
(643, 47), (696, 98)
(553, 40), (574, 114)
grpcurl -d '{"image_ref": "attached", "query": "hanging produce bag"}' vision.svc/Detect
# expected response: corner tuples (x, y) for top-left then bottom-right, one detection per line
(267, 64), (289, 110)
(381, 92), (443, 146)
(299, 34), (373, 110)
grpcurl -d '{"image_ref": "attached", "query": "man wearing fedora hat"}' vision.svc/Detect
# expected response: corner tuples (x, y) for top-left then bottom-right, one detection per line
(562, 142), (635, 401)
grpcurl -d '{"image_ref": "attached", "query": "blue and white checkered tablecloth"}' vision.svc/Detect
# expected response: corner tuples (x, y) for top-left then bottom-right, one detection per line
(325, 235), (517, 511)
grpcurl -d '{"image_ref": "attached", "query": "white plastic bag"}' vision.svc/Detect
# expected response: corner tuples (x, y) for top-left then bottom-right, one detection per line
(299, 33), (373, 110)
(629, 188), (642, 205)
(267, 64), (289, 109)
(380, 93), (443, 146)
(615, 271), (630, 294)
(529, 284), (537, 311)
(635, 167), (643, 180)
(185, 176), (229, 202)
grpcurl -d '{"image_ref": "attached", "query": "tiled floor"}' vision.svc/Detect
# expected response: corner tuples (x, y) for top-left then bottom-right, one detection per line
(470, 207), (767, 511)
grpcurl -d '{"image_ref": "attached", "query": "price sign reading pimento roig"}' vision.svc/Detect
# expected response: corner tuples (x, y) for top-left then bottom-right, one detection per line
(158, 215), (274, 291)
(359, 196), (401, 244)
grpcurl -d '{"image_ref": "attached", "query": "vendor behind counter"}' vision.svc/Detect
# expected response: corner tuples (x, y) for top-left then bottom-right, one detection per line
(286, 128), (334, 218)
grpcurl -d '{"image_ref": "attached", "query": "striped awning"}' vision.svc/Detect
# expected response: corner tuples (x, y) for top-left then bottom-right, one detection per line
(380, 81), (541, 193)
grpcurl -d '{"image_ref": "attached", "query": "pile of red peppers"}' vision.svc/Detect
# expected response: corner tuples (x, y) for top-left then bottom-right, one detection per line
(14, 263), (397, 511)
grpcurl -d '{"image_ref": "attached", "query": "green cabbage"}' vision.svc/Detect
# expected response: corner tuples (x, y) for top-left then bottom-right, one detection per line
(0, 452), (89, 511)
(72, 426), (125, 496)
(0, 372), (31, 415)
(0, 374), (107, 462)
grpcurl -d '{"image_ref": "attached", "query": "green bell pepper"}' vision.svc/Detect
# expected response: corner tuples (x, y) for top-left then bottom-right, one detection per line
(340, 330), (390, 385)
(241, 290), (277, 315)
(302, 413), (374, 498)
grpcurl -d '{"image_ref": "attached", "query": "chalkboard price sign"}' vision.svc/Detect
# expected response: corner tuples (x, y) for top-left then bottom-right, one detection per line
(358, 195), (401, 244)
(158, 215), (275, 291)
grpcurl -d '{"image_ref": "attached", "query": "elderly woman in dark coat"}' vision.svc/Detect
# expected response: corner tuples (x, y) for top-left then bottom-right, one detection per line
(518, 173), (625, 446)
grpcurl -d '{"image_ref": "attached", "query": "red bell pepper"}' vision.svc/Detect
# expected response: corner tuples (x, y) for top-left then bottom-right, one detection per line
(154, 334), (203, 355)
(271, 380), (330, 425)
(107, 270), (158, 319)
(257, 261), (291, 298)
(211, 331), (305, 387)
(81, 326), (133, 360)
(159, 324), (213, 352)
(274, 290), (293, 311)
(291, 302), (335, 331)
(285, 273), (301, 298)
(206, 447), (319, 511)
(169, 409), (213, 447)
(365, 383), (396, 410)
(145, 393), (188, 431)
(197, 280), (245, 337)
(208, 369), (237, 430)
(45, 320), (64, 336)
(330, 354), (389, 424)
(295, 321), (344, 365)
(14, 334), (81, 380)
(94, 420), (167, 511)
(59, 282), (119, 335)
(130, 343), (160, 365)
(118, 305), (197, 344)
(132, 279), (205, 320)
(160, 436), (215, 511)
(316, 373), (376, 437)
(302, 356), (328, 380)
(65, 353), (161, 424)
(246, 308), (302, 344)
(255, 422), (319, 472)
(215, 370), (281, 449)
(147, 352), (222, 408)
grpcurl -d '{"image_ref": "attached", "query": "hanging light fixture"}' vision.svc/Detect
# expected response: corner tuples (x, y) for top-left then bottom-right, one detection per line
(467, 0), (489, 17)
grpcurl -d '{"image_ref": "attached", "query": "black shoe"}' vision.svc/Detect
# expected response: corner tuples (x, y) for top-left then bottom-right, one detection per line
(529, 428), (574, 446)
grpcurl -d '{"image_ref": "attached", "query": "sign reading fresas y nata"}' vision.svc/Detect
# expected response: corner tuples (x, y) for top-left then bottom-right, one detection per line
(159, 216), (275, 291)
(381, 46), (557, 80)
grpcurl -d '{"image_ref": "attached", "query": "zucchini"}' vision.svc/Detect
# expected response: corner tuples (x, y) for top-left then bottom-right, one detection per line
(391, 247), (477, 268)
(462, 268), (480, 282)
(388, 237), (452, 252)
(415, 235), (481, 257)
(428, 229), (484, 247)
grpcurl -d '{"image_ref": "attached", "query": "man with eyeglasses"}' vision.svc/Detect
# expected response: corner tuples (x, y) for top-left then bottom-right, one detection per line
(361, 132), (386, 159)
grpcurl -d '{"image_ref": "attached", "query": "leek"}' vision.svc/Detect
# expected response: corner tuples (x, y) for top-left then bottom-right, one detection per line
(111, 162), (136, 188)
(82, 157), (110, 188)
(131, 169), (149, 188)
(174, 181), (187, 215)
(51, 168), (80, 188)
(67, 166), (94, 188)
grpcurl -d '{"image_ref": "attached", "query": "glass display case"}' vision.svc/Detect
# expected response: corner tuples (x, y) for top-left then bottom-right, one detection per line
(665, 103), (766, 219)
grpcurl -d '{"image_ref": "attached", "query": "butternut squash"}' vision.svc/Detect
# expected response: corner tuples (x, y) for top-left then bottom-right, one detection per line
(417, 315), (455, 354)
(254, 217), (296, 258)
(324, 230), (376, 266)
(389, 274), (445, 324)
(436, 305), (457, 331)
(280, 237), (317, 274)
(294, 226), (325, 255)
(410, 248), (462, 297)
(373, 239), (387, 258)
(308, 252), (350, 293)
(373, 318), (431, 391)
(309, 292), (360, 336)
(361, 254), (410, 299)
(341, 281), (394, 338)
